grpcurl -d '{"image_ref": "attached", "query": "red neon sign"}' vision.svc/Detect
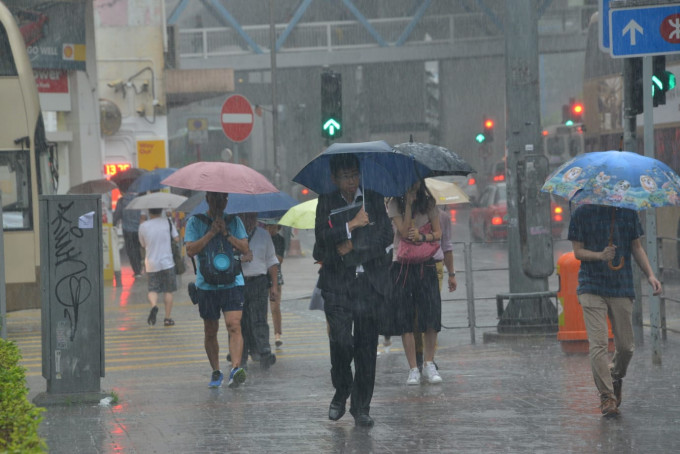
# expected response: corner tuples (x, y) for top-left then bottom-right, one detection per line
(104, 163), (132, 177)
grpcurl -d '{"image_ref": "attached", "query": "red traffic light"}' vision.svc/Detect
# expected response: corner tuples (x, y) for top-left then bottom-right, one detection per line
(301, 188), (310, 196)
(484, 119), (494, 130)
(571, 103), (584, 115)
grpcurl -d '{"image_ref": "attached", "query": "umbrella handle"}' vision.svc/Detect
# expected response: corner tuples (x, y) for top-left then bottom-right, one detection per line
(608, 207), (624, 270)
(608, 256), (624, 271)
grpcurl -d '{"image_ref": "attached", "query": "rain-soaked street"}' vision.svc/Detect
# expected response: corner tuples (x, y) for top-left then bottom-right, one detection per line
(7, 219), (680, 453)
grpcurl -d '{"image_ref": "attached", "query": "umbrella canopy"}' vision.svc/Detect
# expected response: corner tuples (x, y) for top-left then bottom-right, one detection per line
(292, 141), (432, 197)
(541, 151), (680, 210)
(67, 178), (118, 195)
(127, 167), (177, 193)
(177, 190), (298, 217)
(125, 192), (187, 210)
(394, 142), (475, 177)
(161, 162), (277, 194)
(425, 178), (470, 206)
(278, 198), (318, 229)
(110, 167), (147, 192)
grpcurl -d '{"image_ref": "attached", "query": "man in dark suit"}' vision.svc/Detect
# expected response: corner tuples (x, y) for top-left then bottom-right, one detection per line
(313, 153), (393, 428)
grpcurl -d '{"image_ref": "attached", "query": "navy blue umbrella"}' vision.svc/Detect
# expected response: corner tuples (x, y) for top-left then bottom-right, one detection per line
(177, 191), (299, 217)
(292, 141), (432, 196)
(127, 168), (177, 193)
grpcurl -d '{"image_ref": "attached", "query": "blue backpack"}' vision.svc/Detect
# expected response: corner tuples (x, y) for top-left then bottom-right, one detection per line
(190, 214), (242, 286)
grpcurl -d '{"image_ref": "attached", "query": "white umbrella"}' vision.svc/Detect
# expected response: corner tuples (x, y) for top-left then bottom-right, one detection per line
(125, 192), (187, 210)
(425, 178), (470, 206)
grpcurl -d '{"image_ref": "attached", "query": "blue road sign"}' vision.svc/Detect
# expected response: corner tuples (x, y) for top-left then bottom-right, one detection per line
(610, 4), (680, 57)
(600, 0), (612, 51)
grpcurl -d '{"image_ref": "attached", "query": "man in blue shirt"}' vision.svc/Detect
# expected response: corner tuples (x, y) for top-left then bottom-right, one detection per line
(186, 192), (251, 388)
(568, 204), (662, 417)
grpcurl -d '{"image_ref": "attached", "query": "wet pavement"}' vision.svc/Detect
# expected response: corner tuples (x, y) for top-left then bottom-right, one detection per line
(6, 246), (680, 453)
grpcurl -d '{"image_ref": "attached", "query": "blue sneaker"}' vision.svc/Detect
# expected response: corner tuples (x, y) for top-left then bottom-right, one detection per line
(228, 367), (246, 388)
(208, 370), (223, 388)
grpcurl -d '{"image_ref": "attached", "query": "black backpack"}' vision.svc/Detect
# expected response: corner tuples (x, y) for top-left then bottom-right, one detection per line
(190, 214), (242, 286)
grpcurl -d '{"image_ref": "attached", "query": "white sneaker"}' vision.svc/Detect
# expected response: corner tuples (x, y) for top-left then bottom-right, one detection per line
(422, 361), (442, 384)
(406, 367), (421, 385)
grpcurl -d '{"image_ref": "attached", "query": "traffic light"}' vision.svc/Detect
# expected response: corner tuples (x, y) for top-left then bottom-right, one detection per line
(476, 117), (494, 143)
(631, 57), (643, 115)
(630, 57), (676, 113)
(652, 56), (676, 107)
(563, 98), (583, 125)
(321, 71), (342, 139)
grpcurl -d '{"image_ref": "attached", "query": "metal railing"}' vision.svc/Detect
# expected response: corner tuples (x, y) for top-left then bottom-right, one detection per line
(178, 7), (595, 60)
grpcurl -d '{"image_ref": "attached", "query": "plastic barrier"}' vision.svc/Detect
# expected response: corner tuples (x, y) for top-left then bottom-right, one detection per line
(557, 252), (613, 353)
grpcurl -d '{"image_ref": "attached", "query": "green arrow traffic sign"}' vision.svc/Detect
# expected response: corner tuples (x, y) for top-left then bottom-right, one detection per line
(323, 118), (341, 136)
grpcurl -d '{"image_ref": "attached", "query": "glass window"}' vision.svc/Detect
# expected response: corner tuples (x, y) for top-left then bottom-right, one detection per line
(0, 149), (32, 230)
(0, 23), (18, 77)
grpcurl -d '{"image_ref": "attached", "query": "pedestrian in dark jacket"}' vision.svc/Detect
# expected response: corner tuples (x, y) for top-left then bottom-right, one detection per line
(313, 153), (393, 428)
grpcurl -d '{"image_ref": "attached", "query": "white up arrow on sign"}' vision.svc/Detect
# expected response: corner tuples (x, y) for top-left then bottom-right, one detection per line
(622, 19), (643, 45)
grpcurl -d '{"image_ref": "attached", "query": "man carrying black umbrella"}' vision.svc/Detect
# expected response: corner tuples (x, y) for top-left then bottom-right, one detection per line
(313, 153), (393, 428)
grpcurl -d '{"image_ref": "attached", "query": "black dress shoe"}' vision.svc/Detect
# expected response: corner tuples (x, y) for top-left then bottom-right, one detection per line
(328, 401), (346, 421)
(354, 413), (374, 427)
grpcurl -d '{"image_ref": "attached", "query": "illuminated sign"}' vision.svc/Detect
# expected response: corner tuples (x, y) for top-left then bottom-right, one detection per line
(104, 162), (131, 177)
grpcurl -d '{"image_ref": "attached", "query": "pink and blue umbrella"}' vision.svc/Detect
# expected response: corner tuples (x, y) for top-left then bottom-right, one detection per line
(541, 151), (680, 211)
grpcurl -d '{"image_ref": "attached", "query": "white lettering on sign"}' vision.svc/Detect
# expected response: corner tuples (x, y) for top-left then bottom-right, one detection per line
(222, 113), (253, 124)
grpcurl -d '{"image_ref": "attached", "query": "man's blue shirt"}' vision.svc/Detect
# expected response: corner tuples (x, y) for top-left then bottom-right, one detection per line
(185, 213), (246, 290)
(567, 204), (642, 297)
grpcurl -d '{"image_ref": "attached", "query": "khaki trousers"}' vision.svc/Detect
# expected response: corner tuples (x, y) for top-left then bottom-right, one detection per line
(579, 293), (635, 400)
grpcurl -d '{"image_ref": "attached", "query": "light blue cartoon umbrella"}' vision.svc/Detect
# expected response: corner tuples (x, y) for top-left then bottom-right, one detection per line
(541, 151), (680, 211)
(541, 150), (680, 270)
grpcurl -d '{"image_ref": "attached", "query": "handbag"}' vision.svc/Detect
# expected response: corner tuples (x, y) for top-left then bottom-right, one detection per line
(168, 218), (186, 274)
(396, 222), (440, 264)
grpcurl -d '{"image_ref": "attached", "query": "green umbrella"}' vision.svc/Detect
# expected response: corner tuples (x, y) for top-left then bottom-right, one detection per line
(278, 198), (317, 229)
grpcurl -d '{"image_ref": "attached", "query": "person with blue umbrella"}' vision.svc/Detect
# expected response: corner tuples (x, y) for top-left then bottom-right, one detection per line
(310, 152), (393, 428)
(543, 150), (670, 417)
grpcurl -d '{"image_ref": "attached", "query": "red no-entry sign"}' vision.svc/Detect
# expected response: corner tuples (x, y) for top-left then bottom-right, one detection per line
(220, 94), (254, 142)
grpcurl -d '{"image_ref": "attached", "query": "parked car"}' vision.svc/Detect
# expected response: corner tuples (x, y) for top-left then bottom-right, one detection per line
(469, 182), (565, 242)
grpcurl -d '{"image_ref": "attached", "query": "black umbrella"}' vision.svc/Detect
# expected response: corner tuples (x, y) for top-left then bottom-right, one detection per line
(393, 141), (475, 177)
(110, 167), (147, 192)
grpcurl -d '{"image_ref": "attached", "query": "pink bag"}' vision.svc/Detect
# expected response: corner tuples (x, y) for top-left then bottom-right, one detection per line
(396, 222), (440, 264)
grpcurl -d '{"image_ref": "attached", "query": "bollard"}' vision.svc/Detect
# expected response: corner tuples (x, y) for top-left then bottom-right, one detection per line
(288, 228), (302, 257)
(556, 252), (613, 353)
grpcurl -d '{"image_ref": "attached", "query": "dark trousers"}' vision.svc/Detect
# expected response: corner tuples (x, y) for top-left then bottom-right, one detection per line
(123, 230), (143, 275)
(323, 273), (379, 417)
(240, 275), (272, 364)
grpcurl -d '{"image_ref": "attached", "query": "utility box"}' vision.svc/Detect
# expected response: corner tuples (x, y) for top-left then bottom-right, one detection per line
(40, 195), (104, 394)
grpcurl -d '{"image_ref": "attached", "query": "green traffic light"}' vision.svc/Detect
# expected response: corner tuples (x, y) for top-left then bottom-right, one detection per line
(565, 120), (574, 126)
(475, 133), (486, 144)
(323, 118), (341, 136)
(668, 71), (676, 90)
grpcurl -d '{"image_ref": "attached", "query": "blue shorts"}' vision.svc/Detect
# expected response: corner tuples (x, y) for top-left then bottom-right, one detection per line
(197, 286), (244, 320)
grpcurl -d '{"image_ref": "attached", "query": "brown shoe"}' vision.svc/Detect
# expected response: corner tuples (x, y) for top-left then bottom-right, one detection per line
(600, 397), (620, 417)
(612, 378), (622, 407)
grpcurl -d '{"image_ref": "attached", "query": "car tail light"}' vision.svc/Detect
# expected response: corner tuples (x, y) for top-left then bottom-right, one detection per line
(468, 177), (476, 186)
(450, 209), (457, 224)
(491, 216), (503, 225)
(492, 174), (505, 182)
